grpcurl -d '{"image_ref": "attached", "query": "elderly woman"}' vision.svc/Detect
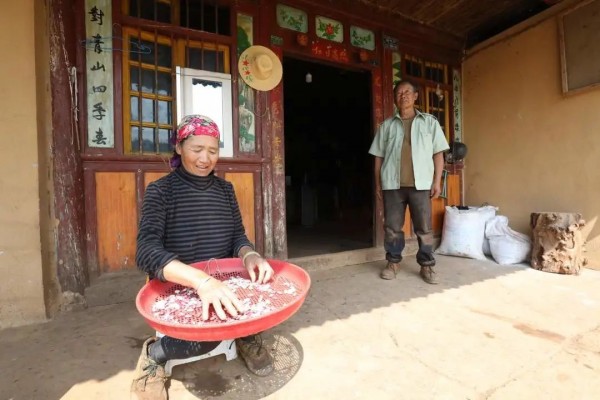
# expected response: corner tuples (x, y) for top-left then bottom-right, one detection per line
(131, 115), (274, 400)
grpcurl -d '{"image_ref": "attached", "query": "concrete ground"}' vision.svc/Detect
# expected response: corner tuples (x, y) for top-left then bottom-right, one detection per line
(2, 255), (600, 400)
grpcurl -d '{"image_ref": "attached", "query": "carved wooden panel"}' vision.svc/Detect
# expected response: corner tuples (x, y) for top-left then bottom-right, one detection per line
(224, 172), (256, 244)
(95, 172), (138, 271)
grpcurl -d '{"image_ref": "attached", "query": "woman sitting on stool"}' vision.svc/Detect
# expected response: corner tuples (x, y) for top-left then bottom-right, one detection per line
(131, 115), (274, 400)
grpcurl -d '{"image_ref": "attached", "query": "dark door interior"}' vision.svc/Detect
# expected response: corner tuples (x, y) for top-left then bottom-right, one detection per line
(283, 57), (373, 258)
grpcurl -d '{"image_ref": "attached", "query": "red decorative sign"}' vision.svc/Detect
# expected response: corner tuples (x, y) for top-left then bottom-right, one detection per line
(310, 40), (349, 63)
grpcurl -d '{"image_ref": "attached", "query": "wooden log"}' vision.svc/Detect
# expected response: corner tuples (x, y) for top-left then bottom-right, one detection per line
(530, 212), (588, 275)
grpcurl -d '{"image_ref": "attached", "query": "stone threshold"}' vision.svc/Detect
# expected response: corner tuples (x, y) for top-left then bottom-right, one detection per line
(288, 238), (433, 272)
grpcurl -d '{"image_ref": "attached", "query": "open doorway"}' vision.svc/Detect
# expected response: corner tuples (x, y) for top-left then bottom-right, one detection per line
(283, 57), (373, 258)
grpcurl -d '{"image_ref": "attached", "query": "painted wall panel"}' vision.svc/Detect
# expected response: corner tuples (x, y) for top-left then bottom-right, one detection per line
(96, 172), (138, 271)
(225, 172), (256, 244)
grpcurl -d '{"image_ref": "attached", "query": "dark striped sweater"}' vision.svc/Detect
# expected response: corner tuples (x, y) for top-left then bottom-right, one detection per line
(135, 167), (253, 279)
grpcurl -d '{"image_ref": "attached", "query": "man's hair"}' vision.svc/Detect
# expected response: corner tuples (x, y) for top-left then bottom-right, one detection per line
(393, 79), (419, 95)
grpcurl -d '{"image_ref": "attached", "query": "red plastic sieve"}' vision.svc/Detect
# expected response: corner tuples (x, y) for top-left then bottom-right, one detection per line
(135, 258), (311, 341)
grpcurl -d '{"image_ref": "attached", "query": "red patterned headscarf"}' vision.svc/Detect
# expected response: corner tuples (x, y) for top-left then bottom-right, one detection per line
(175, 115), (220, 145)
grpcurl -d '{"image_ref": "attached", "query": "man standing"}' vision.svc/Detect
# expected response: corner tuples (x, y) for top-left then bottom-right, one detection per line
(369, 80), (449, 284)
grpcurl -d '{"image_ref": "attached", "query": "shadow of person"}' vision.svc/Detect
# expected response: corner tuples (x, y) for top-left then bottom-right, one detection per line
(168, 332), (304, 399)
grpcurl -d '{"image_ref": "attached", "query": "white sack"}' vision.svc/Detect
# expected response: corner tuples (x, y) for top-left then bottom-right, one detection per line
(485, 216), (532, 265)
(436, 206), (488, 260)
(480, 205), (499, 256)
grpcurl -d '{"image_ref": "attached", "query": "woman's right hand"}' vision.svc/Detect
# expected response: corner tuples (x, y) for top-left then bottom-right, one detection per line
(196, 277), (246, 321)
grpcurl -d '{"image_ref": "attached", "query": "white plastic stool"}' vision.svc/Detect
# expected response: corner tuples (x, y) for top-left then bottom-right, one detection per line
(156, 332), (237, 376)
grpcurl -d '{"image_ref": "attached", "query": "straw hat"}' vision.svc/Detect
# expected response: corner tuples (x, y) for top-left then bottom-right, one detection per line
(238, 45), (283, 91)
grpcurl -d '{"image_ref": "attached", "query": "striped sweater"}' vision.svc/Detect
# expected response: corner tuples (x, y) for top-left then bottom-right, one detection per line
(135, 167), (253, 280)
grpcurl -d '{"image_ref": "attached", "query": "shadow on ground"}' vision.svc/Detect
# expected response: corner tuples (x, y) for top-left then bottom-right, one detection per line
(0, 255), (527, 399)
(171, 332), (303, 400)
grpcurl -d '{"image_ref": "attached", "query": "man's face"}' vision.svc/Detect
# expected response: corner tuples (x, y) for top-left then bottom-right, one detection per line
(394, 83), (418, 110)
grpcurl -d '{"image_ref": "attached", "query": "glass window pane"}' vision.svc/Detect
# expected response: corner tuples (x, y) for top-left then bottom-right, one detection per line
(130, 39), (171, 69)
(157, 43), (172, 68)
(130, 0), (171, 22)
(142, 127), (155, 153)
(158, 100), (172, 124)
(157, 71), (171, 95)
(158, 129), (171, 153)
(407, 60), (422, 78)
(130, 0), (138, 16)
(415, 89), (423, 108)
(438, 112), (445, 125)
(141, 68), (155, 93)
(138, 39), (155, 65)
(187, 48), (225, 72)
(130, 126), (140, 153)
(217, 52), (224, 72)
(140, 0), (155, 20)
(130, 96), (139, 121)
(202, 50), (221, 73)
(142, 98), (155, 122)
(425, 67), (433, 81)
(180, 1), (230, 35)
(157, 2), (171, 23)
(130, 66), (140, 91)
(187, 48), (202, 70)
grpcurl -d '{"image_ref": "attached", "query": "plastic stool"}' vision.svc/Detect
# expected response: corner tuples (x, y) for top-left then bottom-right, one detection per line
(155, 332), (238, 376)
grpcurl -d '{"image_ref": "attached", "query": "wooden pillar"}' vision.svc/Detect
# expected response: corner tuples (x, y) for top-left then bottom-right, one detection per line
(268, 45), (288, 260)
(530, 212), (587, 275)
(49, 0), (88, 292)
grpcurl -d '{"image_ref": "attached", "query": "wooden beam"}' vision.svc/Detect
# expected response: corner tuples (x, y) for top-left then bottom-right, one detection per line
(296, 0), (464, 51)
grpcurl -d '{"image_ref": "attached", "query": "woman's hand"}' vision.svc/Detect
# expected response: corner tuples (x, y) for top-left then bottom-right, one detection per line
(195, 277), (246, 321)
(243, 253), (274, 284)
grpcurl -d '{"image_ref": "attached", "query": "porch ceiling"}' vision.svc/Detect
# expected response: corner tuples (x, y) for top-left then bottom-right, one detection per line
(354, 0), (562, 48)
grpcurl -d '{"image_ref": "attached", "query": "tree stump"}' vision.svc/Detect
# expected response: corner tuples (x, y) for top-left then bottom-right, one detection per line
(530, 212), (588, 275)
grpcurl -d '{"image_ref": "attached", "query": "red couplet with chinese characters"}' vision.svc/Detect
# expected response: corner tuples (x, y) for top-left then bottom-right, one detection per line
(136, 258), (311, 341)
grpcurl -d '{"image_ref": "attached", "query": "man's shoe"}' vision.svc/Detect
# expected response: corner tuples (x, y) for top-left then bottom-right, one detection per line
(236, 335), (274, 377)
(380, 262), (401, 280)
(131, 337), (168, 400)
(420, 266), (438, 285)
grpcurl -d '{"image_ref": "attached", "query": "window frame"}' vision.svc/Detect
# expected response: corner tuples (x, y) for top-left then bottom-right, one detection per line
(425, 87), (450, 142)
(121, 28), (231, 155)
(402, 53), (454, 143)
(122, 28), (176, 154)
(176, 40), (231, 74)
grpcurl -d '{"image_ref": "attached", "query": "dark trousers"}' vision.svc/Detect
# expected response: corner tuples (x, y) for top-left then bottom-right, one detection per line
(148, 334), (257, 364)
(383, 187), (435, 267)
(149, 336), (221, 363)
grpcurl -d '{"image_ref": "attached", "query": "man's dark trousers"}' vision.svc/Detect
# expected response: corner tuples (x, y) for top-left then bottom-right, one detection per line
(383, 187), (435, 266)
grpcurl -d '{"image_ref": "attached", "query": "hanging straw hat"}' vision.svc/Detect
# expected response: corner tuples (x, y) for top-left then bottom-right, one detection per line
(238, 45), (283, 91)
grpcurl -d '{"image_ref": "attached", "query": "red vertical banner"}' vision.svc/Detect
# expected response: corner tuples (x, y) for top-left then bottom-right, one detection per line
(371, 66), (385, 246)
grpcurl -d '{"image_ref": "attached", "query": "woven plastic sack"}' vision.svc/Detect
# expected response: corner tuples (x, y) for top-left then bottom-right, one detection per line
(485, 216), (532, 265)
(436, 206), (488, 260)
(480, 205), (499, 256)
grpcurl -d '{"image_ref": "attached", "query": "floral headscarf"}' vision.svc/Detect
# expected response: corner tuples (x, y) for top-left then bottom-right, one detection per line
(175, 115), (220, 145)
(170, 115), (220, 168)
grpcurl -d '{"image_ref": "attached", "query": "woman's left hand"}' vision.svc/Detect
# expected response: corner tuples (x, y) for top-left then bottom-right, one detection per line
(244, 254), (274, 284)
